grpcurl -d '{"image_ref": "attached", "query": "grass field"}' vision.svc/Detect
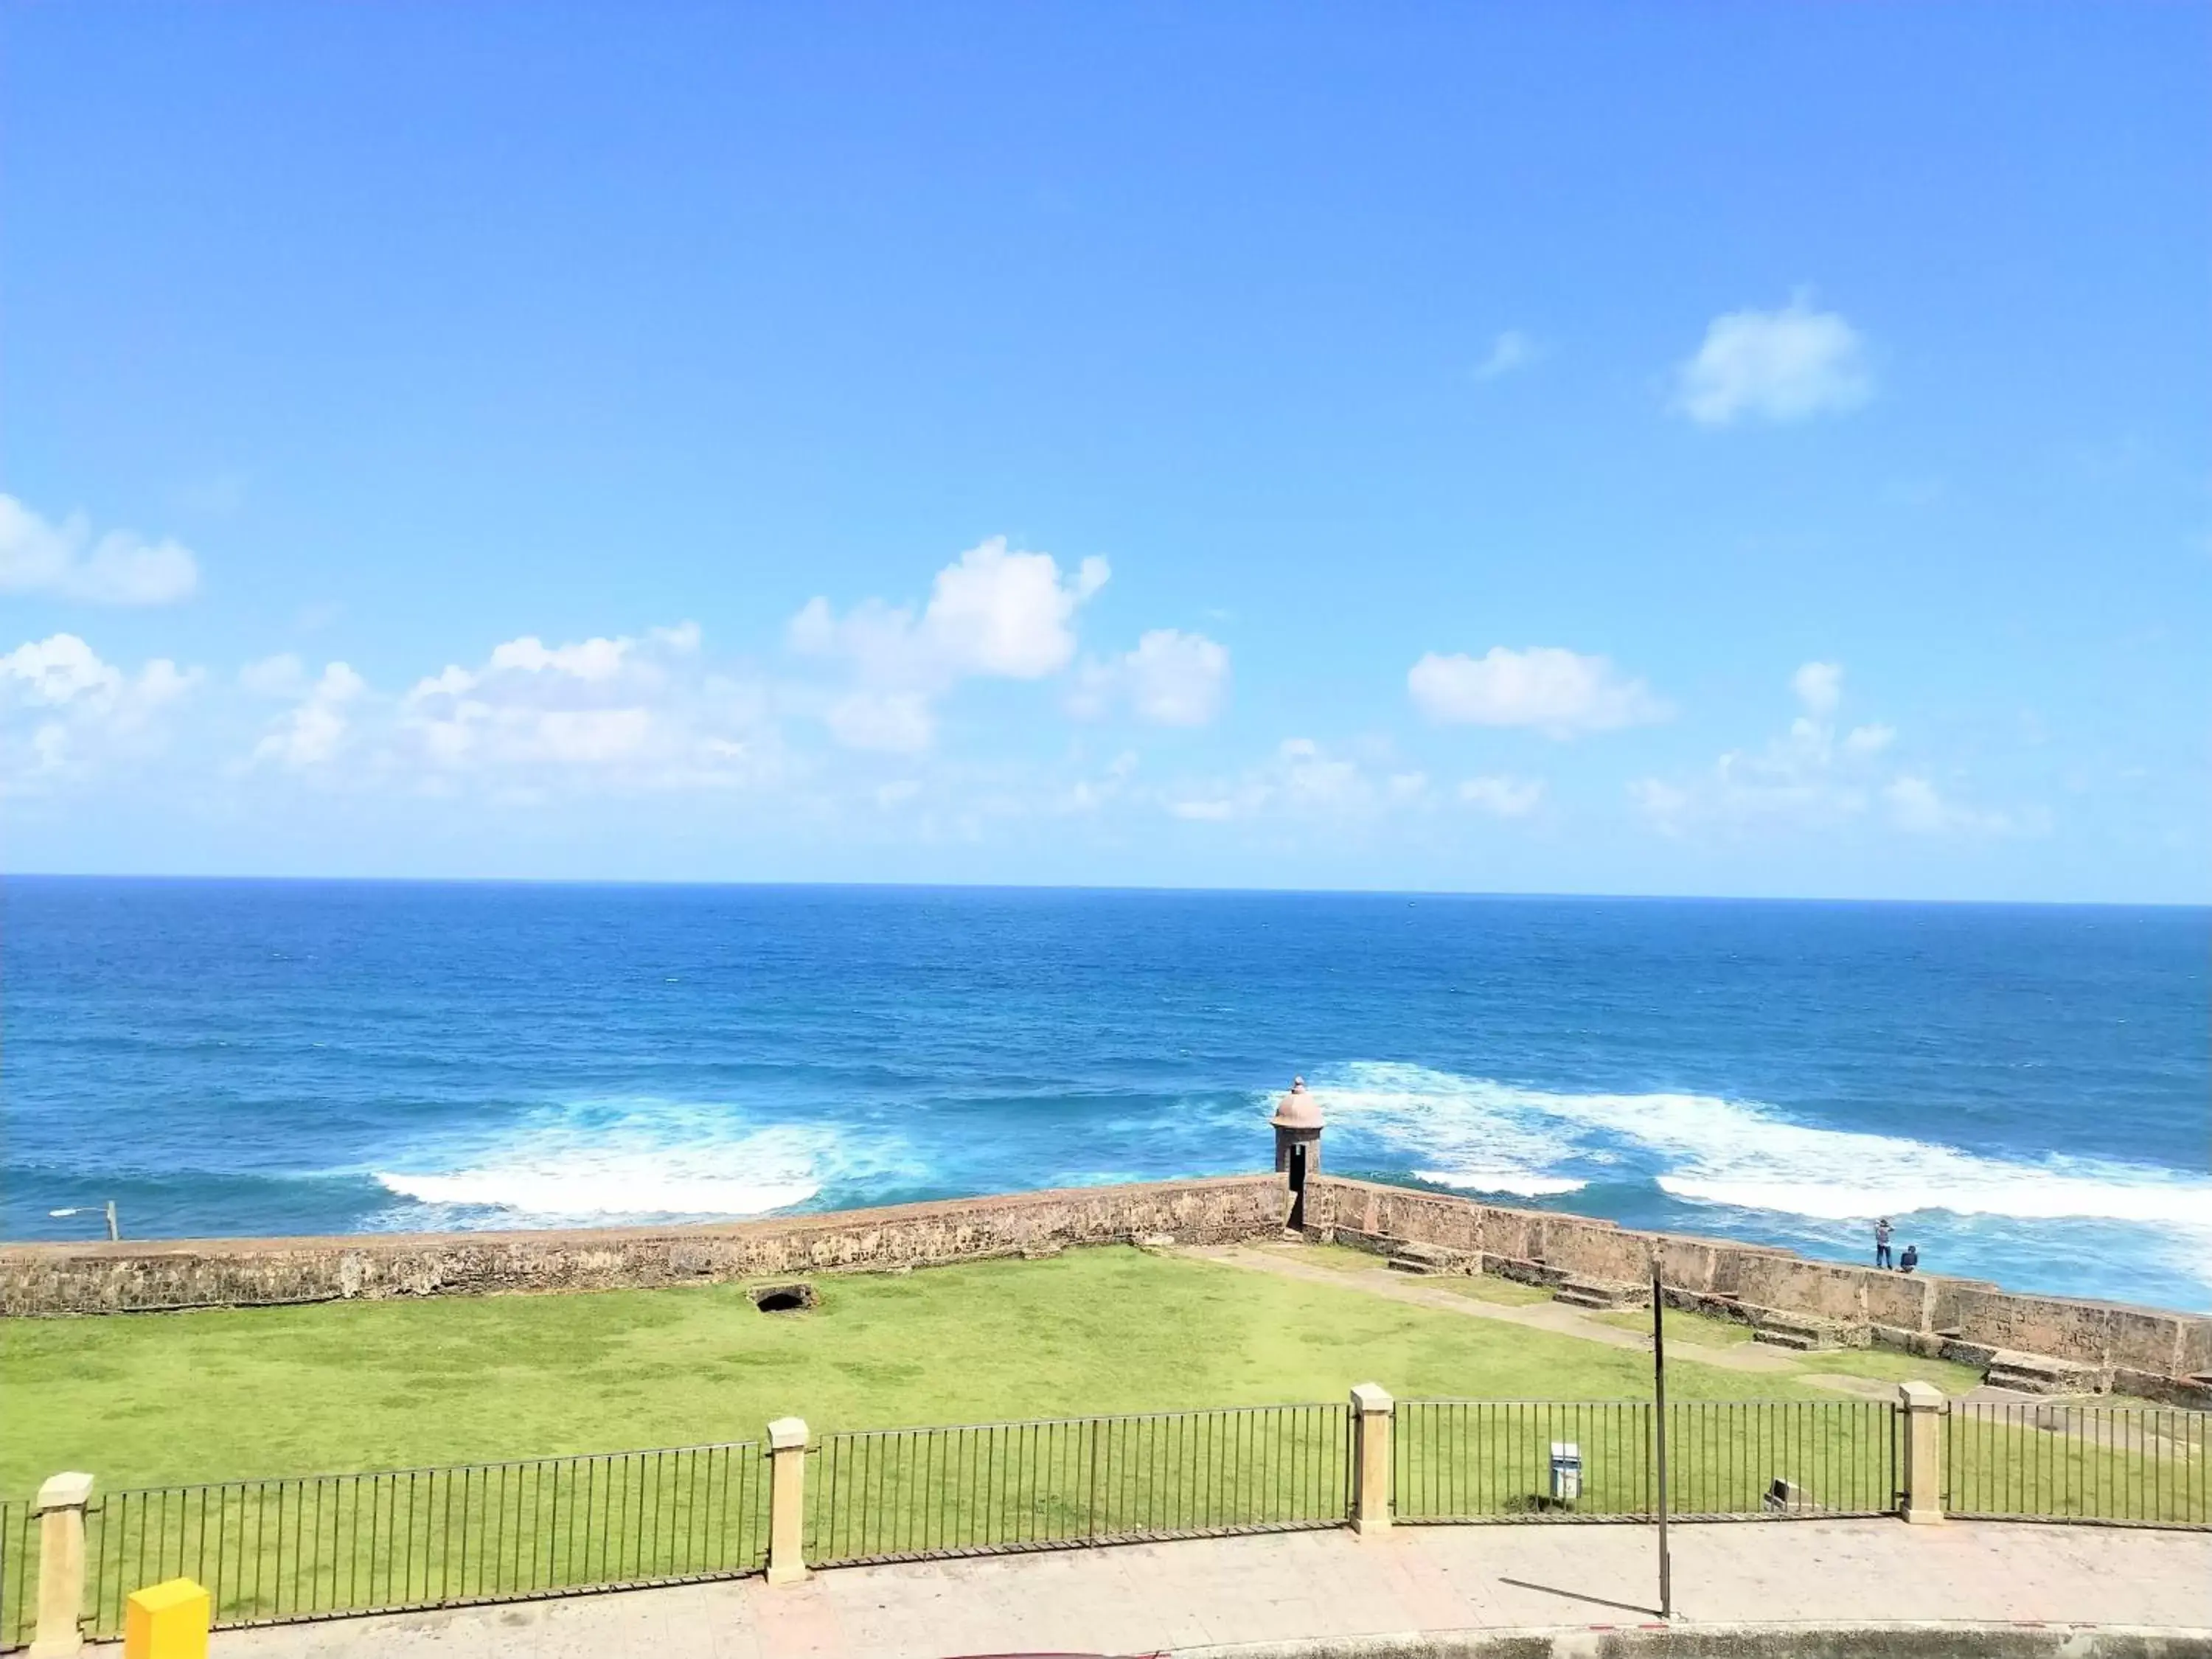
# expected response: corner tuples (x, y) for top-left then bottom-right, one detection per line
(1596, 1304), (1757, 1346)
(7, 1245), (1974, 1495)
(2, 1245), (2199, 1646)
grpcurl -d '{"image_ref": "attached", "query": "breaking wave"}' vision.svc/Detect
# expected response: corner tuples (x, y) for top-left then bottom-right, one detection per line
(1312, 1060), (2212, 1231)
(369, 1097), (914, 1229)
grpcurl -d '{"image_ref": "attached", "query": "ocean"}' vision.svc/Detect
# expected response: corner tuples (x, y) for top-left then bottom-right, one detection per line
(4, 877), (2207, 1312)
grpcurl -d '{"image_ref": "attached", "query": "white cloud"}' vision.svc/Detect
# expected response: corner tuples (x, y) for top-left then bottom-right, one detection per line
(395, 622), (754, 781)
(1474, 330), (1541, 381)
(824, 691), (934, 754)
(253, 662), (366, 768)
(1630, 664), (2029, 840)
(1074, 629), (1230, 727)
(1, 633), (195, 720)
(2, 633), (123, 706)
(535, 706), (655, 764)
(1408, 647), (1669, 737)
(1159, 738), (1436, 826)
(793, 538), (1110, 749)
(1626, 777), (1691, 828)
(1, 633), (197, 782)
(1791, 660), (1843, 716)
(1055, 751), (1141, 816)
(26, 621), (767, 801)
(874, 779), (923, 810)
(0, 495), (201, 606)
(1673, 297), (1872, 426)
(1882, 775), (2038, 838)
(240, 653), (308, 698)
(1168, 797), (1235, 821)
(1458, 774), (1547, 818)
(1882, 776), (1949, 834)
(928, 540), (1108, 678)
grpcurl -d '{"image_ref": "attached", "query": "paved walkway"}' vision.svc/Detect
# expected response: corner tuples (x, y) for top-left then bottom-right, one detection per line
(215, 1520), (2212, 1659)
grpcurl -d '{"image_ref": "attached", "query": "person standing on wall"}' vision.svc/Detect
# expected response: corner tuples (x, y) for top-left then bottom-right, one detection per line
(1874, 1217), (1894, 1270)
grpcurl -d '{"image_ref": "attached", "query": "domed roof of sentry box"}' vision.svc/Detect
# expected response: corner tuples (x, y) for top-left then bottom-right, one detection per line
(1270, 1076), (1323, 1130)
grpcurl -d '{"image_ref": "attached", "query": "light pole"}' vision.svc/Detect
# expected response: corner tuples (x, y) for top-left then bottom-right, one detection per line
(47, 1203), (119, 1241)
(1651, 1257), (1672, 1620)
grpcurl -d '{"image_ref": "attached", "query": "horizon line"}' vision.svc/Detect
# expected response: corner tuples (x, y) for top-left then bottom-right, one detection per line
(4, 871), (2205, 911)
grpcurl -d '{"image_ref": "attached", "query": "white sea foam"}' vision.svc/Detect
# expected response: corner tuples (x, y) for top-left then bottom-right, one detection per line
(371, 1099), (911, 1228)
(375, 1162), (819, 1220)
(1415, 1169), (1589, 1198)
(1312, 1060), (2212, 1232)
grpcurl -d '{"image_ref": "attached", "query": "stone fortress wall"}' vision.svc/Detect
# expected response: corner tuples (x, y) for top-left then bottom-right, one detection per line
(1303, 1175), (2212, 1402)
(2, 1167), (2208, 1402)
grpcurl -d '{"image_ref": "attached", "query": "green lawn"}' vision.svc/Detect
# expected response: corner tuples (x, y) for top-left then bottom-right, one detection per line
(1430, 1274), (1557, 1307)
(1596, 1304), (1757, 1346)
(0, 1245), (1941, 1497)
(1790, 1344), (1986, 1394)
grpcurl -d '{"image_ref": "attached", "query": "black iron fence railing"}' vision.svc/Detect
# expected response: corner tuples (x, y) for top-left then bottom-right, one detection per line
(26, 1441), (770, 1646)
(1944, 1402), (2210, 1528)
(0, 1503), (32, 1653)
(806, 1403), (1351, 1566)
(1394, 1399), (1899, 1522)
(4, 1396), (2205, 1652)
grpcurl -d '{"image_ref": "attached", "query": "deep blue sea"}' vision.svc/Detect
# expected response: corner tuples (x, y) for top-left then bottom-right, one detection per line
(4, 878), (2207, 1312)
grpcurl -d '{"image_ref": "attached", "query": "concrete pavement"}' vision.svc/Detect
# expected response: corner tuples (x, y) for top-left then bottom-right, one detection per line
(211, 1520), (2212, 1659)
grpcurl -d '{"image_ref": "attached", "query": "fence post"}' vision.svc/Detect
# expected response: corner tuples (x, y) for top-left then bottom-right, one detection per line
(1898, 1382), (1944, 1525)
(1349, 1384), (1393, 1536)
(27, 1472), (93, 1659)
(765, 1419), (810, 1585)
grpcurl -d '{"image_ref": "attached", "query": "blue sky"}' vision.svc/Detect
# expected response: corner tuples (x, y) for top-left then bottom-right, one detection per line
(4, 4), (2206, 900)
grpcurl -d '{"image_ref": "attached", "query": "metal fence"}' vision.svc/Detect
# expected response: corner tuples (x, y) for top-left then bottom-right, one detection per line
(807, 1404), (1350, 1566)
(1394, 1399), (1897, 1523)
(10, 1397), (2208, 1649)
(9, 1441), (770, 1647)
(0, 1503), (32, 1652)
(1944, 1402), (2210, 1528)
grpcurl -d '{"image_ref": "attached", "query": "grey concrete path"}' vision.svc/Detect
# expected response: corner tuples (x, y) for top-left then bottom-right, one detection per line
(212, 1521), (2212, 1659)
(1182, 1245), (1801, 1374)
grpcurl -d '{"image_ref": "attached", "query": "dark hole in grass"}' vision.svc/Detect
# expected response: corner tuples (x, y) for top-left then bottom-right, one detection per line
(752, 1284), (818, 1313)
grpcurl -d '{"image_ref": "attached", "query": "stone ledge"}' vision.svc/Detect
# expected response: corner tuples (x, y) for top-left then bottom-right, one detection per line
(1986, 1349), (2112, 1396)
(9, 1169), (2211, 1408)
(0, 1175), (1287, 1316)
(1305, 1174), (2212, 1391)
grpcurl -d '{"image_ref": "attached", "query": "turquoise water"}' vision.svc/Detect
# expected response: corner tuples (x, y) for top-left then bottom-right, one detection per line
(4, 877), (2207, 1310)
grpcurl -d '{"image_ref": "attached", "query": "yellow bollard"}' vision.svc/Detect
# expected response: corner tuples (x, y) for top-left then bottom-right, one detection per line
(124, 1580), (209, 1659)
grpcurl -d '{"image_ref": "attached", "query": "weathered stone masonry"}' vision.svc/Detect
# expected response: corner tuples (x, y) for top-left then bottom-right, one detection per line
(0, 1175), (1283, 1315)
(1304, 1175), (2212, 1398)
(1, 1169), (2206, 1399)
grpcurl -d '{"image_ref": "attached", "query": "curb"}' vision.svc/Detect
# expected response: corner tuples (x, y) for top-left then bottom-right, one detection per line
(1175, 1623), (2212, 1659)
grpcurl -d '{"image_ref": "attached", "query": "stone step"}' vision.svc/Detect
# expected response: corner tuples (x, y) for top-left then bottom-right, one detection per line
(1745, 1307), (1850, 1352)
(1487, 1256), (1572, 1290)
(1553, 1277), (1647, 1310)
(1387, 1242), (1468, 1276)
(1985, 1349), (2107, 1396)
